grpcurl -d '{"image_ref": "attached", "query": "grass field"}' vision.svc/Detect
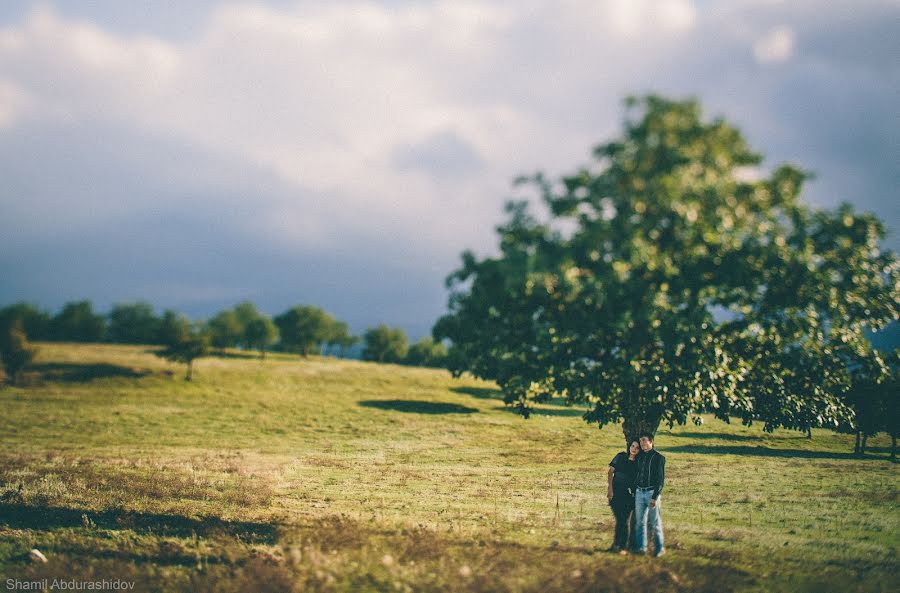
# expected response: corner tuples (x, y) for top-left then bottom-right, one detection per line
(1, 343), (897, 592)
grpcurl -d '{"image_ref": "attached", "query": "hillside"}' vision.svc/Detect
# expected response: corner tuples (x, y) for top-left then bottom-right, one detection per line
(0, 343), (897, 592)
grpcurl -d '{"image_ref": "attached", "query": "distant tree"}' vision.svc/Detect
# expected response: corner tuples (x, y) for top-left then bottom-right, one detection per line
(232, 301), (260, 340)
(274, 305), (337, 357)
(207, 310), (243, 351)
(50, 301), (106, 342)
(0, 320), (37, 385)
(435, 95), (899, 446)
(844, 350), (899, 458)
(324, 320), (358, 357)
(0, 303), (51, 340)
(156, 310), (191, 345)
(245, 317), (279, 359)
(405, 336), (448, 368)
(156, 326), (209, 381)
(362, 324), (408, 363)
(107, 302), (160, 344)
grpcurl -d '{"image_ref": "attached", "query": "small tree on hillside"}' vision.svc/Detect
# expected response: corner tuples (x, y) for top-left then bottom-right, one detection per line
(274, 305), (336, 357)
(107, 302), (160, 344)
(207, 310), (243, 352)
(157, 310), (192, 345)
(245, 317), (279, 359)
(0, 320), (37, 385)
(324, 320), (358, 357)
(0, 303), (51, 340)
(156, 327), (209, 381)
(405, 336), (448, 368)
(362, 325), (408, 363)
(845, 350), (899, 458)
(50, 301), (106, 342)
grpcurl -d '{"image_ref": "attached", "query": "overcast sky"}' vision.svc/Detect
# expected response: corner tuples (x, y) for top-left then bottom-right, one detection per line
(1, 0), (897, 339)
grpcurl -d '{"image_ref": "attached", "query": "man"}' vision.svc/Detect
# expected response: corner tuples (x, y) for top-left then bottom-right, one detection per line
(633, 433), (665, 557)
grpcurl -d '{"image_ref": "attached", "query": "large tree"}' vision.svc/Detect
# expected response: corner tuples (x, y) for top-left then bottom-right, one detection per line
(435, 95), (899, 446)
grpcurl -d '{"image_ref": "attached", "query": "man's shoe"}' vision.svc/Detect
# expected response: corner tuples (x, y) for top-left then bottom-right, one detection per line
(654, 548), (666, 558)
(608, 545), (621, 553)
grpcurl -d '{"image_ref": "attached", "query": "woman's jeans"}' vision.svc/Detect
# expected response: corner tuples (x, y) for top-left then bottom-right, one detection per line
(633, 487), (664, 553)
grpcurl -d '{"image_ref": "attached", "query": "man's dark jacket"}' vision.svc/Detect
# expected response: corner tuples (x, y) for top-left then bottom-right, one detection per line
(633, 449), (665, 500)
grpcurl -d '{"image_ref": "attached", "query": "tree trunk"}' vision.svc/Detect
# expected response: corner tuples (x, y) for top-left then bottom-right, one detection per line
(861, 434), (868, 455)
(891, 434), (896, 461)
(261, 348), (267, 360)
(186, 360), (193, 381)
(622, 415), (662, 450)
(854, 431), (861, 454)
(806, 428), (812, 439)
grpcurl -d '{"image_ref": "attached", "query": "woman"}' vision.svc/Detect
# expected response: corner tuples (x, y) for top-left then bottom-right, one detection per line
(607, 440), (640, 553)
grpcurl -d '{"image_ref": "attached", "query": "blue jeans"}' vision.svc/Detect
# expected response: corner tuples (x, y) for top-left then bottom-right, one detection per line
(633, 488), (664, 553)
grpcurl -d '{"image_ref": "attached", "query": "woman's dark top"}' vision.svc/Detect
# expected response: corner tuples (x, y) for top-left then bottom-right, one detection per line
(608, 452), (638, 500)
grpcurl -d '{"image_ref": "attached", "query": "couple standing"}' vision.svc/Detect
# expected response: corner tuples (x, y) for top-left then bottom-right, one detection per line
(606, 434), (666, 556)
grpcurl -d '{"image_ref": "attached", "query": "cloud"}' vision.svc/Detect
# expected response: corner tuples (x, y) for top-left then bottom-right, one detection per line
(753, 25), (795, 63)
(0, 0), (897, 335)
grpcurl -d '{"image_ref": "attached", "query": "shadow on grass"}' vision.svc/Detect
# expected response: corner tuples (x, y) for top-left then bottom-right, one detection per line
(30, 363), (150, 383)
(451, 386), (503, 400)
(358, 400), (478, 414)
(0, 503), (277, 544)
(209, 350), (262, 360)
(494, 405), (586, 418)
(665, 444), (888, 460)
(657, 432), (766, 442)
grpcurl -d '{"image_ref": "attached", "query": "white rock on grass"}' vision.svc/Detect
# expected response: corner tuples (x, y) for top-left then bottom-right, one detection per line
(29, 549), (48, 563)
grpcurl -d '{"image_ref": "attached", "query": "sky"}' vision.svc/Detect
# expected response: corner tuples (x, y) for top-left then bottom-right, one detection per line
(1, 0), (898, 340)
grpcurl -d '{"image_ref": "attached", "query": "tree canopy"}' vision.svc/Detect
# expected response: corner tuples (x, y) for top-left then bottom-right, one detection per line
(362, 324), (408, 363)
(274, 305), (338, 357)
(434, 95), (899, 445)
(107, 302), (160, 344)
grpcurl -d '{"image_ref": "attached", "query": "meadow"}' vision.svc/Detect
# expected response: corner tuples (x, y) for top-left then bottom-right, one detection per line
(0, 343), (897, 592)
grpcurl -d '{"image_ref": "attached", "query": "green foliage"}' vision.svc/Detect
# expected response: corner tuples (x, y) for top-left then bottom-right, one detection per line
(274, 305), (337, 357)
(435, 95), (900, 444)
(0, 320), (37, 384)
(0, 302), (51, 340)
(206, 310), (243, 350)
(405, 336), (448, 368)
(244, 316), (279, 358)
(50, 300), (106, 342)
(156, 327), (210, 381)
(107, 302), (160, 344)
(844, 350), (899, 456)
(323, 320), (358, 356)
(156, 310), (191, 345)
(362, 324), (408, 363)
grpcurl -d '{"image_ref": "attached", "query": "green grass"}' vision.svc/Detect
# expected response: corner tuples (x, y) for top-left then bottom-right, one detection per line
(1, 343), (897, 592)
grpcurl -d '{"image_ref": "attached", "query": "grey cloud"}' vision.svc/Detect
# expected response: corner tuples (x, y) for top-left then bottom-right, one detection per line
(392, 130), (485, 177)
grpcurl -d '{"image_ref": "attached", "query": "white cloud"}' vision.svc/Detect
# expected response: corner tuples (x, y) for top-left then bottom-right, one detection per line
(0, 79), (30, 128)
(0, 0), (707, 258)
(753, 25), (795, 63)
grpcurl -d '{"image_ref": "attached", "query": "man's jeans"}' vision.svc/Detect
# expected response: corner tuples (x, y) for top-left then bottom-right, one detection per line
(633, 488), (664, 553)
